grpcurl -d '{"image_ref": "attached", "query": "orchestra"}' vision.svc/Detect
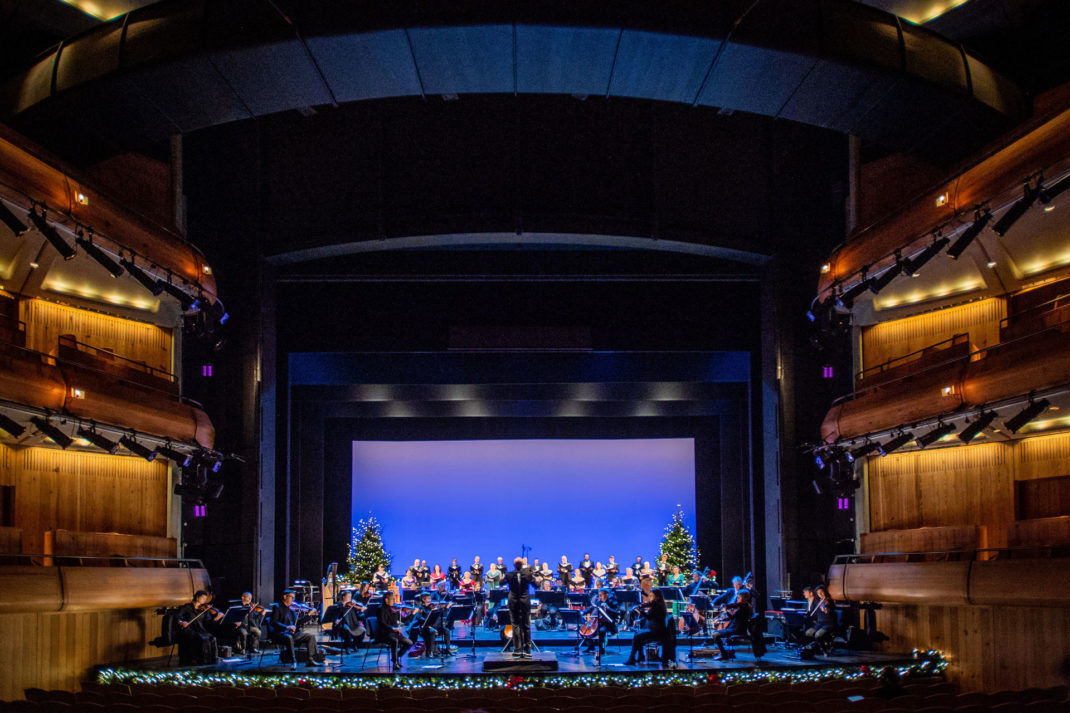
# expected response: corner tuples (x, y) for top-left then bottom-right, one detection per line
(172, 554), (801, 672)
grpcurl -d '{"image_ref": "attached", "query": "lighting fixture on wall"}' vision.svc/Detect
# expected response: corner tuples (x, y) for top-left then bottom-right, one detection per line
(877, 431), (913, 456)
(915, 421), (956, 448)
(1003, 398), (1051, 434)
(0, 202), (28, 236)
(119, 435), (157, 461)
(849, 440), (880, 460)
(947, 209), (992, 259)
(30, 416), (73, 448)
(28, 206), (76, 260)
(904, 233), (950, 276)
(0, 412), (25, 438)
(159, 278), (195, 311)
(868, 255), (903, 294)
(157, 442), (193, 466)
(75, 229), (124, 278)
(991, 184), (1038, 237)
(958, 411), (997, 443)
(120, 255), (165, 296)
(76, 426), (120, 454)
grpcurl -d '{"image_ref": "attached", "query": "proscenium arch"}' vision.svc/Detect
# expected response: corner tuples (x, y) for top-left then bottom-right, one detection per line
(0, 0), (1026, 163)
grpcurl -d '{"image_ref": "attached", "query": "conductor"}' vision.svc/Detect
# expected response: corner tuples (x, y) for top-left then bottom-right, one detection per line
(504, 556), (535, 658)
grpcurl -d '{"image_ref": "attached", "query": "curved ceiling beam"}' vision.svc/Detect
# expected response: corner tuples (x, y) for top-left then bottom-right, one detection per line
(0, 0), (1026, 162)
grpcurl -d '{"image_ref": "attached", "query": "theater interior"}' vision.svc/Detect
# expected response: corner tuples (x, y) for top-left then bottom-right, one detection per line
(0, 0), (1069, 707)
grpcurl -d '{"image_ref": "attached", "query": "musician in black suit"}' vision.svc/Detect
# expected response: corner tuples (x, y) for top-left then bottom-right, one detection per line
(708, 590), (752, 660)
(504, 557), (535, 657)
(624, 588), (671, 665)
(176, 590), (220, 665)
(234, 591), (264, 654)
(581, 588), (619, 655)
(326, 590), (366, 651)
(713, 575), (745, 606)
(376, 590), (413, 668)
(269, 590), (324, 666)
(579, 553), (594, 587)
(804, 586), (837, 653)
(408, 592), (451, 657)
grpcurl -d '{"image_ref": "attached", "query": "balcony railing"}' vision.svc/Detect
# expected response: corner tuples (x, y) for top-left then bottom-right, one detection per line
(57, 334), (177, 394)
(0, 553), (203, 568)
(1001, 292), (1070, 342)
(857, 333), (969, 389)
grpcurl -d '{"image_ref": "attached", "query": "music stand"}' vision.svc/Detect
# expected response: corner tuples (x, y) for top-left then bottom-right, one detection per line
(566, 592), (590, 609)
(446, 604), (477, 660)
(488, 589), (507, 606)
(557, 609), (583, 657)
(659, 586), (684, 601)
(539, 590), (565, 608)
(496, 608), (513, 652)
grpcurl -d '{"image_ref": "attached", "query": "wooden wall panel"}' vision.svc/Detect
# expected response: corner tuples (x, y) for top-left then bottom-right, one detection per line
(19, 298), (172, 375)
(875, 603), (1070, 692)
(0, 608), (162, 700)
(13, 448), (168, 554)
(45, 530), (176, 558)
(860, 525), (986, 554)
(1017, 431), (1070, 481)
(0, 442), (13, 486)
(1008, 516), (1070, 547)
(869, 443), (1014, 548)
(861, 298), (1005, 373)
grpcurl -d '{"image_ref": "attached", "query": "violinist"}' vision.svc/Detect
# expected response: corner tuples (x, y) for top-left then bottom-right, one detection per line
(372, 564), (391, 589)
(376, 590), (413, 668)
(235, 591), (264, 655)
(708, 589), (752, 661)
(269, 589), (325, 666)
(408, 591), (450, 657)
(677, 601), (704, 637)
(327, 590), (366, 651)
(713, 575), (745, 607)
(580, 588), (619, 655)
(469, 555), (484, 586)
(176, 590), (221, 665)
(357, 581), (375, 605)
(557, 555), (572, 588)
(804, 585), (836, 653)
(447, 558), (462, 589)
(624, 588), (671, 666)
(627, 575), (655, 629)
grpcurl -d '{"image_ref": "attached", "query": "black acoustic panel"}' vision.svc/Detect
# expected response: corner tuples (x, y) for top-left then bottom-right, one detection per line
(901, 22), (969, 92)
(131, 57), (253, 133)
(210, 39), (335, 116)
(54, 19), (124, 93)
(515, 25), (619, 96)
(0, 55), (55, 118)
(122, 0), (206, 66)
(776, 58), (880, 131)
(697, 43), (817, 116)
(608, 30), (720, 103)
(407, 25), (514, 95)
(305, 30), (423, 102)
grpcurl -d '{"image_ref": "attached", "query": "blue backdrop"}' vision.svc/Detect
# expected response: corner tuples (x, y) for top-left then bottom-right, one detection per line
(351, 438), (697, 575)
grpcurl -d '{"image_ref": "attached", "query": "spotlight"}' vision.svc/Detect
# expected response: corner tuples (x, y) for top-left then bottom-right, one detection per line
(159, 279), (195, 311)
(75, 230), (123, 278)
(1038, 175), (1070, 205)
(76, 426), (120, 454)
(1003, 398), (1050, 434)
(195, 451), (223, 473)
(947, 210), (992, 259)
(206, 299), (229, 325)
(119, 435), (157, 461)
(814, 449), (831, 470)
(849, 440), (880, 460)
(837, 274), (871, 309)
(0, 202), (28, 236)
(958, 411), (997, 443)
(904, 235), (950, 277)
(991, 185), (1037, 237)
(0, 412), (25, 438)
(157, 443), (193, 466)
(915, 421), (956, 448)
(28, 207), (76, 260)
(120, 255), (165, 296)
(30, 416), (73, 448)
(877, 431), (913, 456)
(868, 258), (903, 294)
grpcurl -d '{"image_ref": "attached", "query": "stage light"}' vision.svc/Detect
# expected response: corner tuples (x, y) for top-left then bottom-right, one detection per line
(119, 435), (157, 461)
(877, 431), (913, 456)
(159, 279), (195, 311)
(75, 230), (123, 278)
(904, 235), (950, 277)
(1038, 175), (1070, 205)
(30, 416), (73, 448)
(157, 443), (193, 466)
(915, 421), (956, 448)
(837, 274), (871, 309)
(28, 207), (76, 260)
(868, 259), (903, 294)
(1003, 398), (1050, 434)
(958, 411), (997, 443)
(814, 449), (831, 470)
(849, 440), (880, 460)
(0, 412), (25, 438)
(992, 185), (1037, 237)
(0, 202), (28, 236)
(947, 210), (992, 259)
(120, 255), (165, 296)
(76, 426), (120, 454)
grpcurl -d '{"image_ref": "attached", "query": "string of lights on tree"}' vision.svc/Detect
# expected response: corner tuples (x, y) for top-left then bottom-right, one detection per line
(660, 506), (700, 576)
(97, 650), (946, 691)
(345, 513), (391, 583)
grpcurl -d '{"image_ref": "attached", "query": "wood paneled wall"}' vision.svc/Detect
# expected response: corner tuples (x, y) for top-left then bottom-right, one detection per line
(0, 447), (168, 555)
(19, 298), (172, 375)
(860, 525), (987, 554)
(0, 526), (20, 554)
(875, 603), (1070, 692)
(1008, 516), (1070, 547)
(868, 443), (1015, 548)
(861, 298), (1005, 372)
(45, 530), (176, 559)
(0, 608), (162, 700)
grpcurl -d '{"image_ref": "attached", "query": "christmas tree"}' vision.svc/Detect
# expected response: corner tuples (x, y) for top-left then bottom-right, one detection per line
(659, 505), (699, 575)
(346, 513), (391, 584)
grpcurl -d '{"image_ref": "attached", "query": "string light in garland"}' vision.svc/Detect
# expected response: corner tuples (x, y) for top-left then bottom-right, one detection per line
(97, 652), (947, 692)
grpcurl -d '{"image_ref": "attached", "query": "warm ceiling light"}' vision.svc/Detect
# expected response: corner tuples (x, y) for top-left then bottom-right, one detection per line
(820, 263), (831, 274)
(942, 385), (955, 396)
(75, 192), (89, 206)
(202, 265), (213, 275)
(70, 387), (85, 399)
(935, 193), (949, 207)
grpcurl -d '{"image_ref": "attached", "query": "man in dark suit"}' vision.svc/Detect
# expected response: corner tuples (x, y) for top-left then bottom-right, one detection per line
(268, 590), (324, 667)
(503, 557), (535, 657)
